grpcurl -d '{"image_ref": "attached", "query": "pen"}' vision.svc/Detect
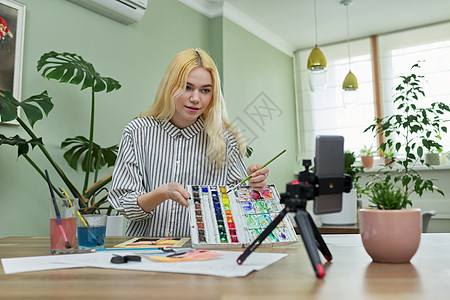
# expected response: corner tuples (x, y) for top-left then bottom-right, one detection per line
(166, 250), (192, 257)
(226, 149), (287, 193)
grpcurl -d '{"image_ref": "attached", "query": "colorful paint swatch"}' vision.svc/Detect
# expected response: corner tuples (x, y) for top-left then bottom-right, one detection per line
(246, 214), (260, 229)
(187, 184), (297, 247)
(253, 200), (268, 213)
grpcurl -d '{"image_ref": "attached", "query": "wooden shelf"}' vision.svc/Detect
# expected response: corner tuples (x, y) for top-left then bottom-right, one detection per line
(294, 223), (360, 234)
(318, 223), (359, 234)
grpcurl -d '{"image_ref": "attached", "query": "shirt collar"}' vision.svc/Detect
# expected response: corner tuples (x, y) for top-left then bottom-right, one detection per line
(160, 118), (205, 140)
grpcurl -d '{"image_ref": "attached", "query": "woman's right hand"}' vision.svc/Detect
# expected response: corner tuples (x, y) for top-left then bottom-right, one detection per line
(163, 182), (190, 207)
(137, 182), (190, 212)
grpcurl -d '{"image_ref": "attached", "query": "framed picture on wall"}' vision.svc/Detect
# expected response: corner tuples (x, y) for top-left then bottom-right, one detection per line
(0, 0), (26, 124)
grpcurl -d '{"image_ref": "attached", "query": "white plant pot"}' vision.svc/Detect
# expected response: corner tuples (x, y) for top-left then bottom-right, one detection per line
(425, 153), (440, 165)
(320, 189), (357, 225)
(441, 153), (450, 165)
(106, 215), (125, 236)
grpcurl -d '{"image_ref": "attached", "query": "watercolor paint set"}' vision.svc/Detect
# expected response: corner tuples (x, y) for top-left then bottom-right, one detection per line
(187, 184), (298, 248)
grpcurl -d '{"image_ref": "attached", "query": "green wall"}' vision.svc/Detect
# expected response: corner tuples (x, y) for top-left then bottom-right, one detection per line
(220, 18), (298, 189)
(0, 0), (297, 237)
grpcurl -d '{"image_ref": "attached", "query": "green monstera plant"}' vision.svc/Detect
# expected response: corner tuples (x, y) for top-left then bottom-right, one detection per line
(0, 51), (121, 214)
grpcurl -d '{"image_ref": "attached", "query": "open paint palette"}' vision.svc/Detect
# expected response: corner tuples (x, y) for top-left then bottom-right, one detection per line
(187, 184), (298, 248)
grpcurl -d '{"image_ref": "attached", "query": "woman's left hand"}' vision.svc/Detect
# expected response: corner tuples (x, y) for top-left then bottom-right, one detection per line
(246, 164), (269, 191)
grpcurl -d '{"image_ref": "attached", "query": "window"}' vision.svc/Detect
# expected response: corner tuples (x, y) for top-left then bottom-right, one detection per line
(379, 22), (450, 153)
(294, 38), (374, 159)
(294, 21), (450, 159)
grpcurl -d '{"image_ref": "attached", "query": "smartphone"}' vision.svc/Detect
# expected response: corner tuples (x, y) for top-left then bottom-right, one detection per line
(313, 135), (345, 215)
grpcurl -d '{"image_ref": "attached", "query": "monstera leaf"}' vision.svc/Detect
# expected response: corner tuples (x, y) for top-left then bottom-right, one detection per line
(0, 90), (18, 122)
(246, 146), (253, 158)
(61, 136), (119, 172)
(0, 90), (53, 127)
(37, 51), (121, 93)
(37, 51), (122, 193)
(0, 134), (43, 157)
(2, 51), (120, 211)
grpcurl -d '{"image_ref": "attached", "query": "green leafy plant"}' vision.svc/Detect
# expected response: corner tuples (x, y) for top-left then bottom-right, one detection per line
(381, 145), (396, 167)
(344, 150), (364, 198)
(383, 148), (394, 158)
(0, 51), (121, 214)
(359, 144), (376, 157)
(368, 181), (411, 210)
(427, 148), (441, 154)
(364, 62), (450, 200)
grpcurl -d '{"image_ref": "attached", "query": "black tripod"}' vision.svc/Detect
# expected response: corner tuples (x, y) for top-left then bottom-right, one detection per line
(237, 160), (350, 278)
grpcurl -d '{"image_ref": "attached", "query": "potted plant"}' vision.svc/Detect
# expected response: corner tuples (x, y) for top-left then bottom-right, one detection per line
(382, 146), (396, 168)
(425, 149), (440, 166)
(0, 51), (122, 233)
(361, 62), (449, 263)
(359, 181), (420, 263)
(440, 150), (450, 165)
(360, 144), (376, 168)
(320, 150), (364, 225)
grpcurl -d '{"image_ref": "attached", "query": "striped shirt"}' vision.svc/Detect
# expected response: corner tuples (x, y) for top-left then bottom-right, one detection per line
(107, 117), (247, 237)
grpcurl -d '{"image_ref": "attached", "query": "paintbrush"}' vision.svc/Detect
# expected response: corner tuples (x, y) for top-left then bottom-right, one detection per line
(45, 170), (71, 249)
(226, 149), (287, 194)
(59, 187), (101, 246)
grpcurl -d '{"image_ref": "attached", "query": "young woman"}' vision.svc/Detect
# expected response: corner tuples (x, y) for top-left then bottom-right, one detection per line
(108, 48), (269, 236)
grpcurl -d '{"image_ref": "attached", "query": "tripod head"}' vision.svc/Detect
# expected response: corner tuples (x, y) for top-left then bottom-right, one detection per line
(280, 159), (352, 212)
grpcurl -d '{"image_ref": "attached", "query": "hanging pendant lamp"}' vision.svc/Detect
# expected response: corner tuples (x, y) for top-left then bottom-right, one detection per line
(343, 70), (358, 90)
(341, 0), (358, 91)
(307, 0), (327, 92)
(307, 45), (327, 70)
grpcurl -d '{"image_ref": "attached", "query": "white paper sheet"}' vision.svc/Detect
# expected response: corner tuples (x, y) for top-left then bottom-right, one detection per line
(1, 250), (287, 277)
(1, 254), (88, 273)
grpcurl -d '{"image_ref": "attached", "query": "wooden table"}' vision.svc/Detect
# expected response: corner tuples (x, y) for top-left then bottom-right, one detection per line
(1, 234), (449, 299)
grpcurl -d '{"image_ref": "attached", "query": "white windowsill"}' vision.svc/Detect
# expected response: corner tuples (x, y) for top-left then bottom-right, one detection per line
(363, 164), (450, 173)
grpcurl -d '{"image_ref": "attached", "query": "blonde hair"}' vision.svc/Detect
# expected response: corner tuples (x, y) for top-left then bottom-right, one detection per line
(140, 48), (246, 167)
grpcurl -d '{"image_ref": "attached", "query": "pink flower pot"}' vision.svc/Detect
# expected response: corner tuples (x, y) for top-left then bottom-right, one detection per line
(384, 157), (396, 167)
(359, 208), (421, 263)
(361, 156), (374, 168)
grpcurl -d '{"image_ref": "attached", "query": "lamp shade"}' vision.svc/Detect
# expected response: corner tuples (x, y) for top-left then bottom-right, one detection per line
(342, 70), (358, 90)
(307, 45), (327, 70)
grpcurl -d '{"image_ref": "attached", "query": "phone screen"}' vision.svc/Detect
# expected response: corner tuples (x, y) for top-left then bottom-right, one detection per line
(313, 135), (344, 215)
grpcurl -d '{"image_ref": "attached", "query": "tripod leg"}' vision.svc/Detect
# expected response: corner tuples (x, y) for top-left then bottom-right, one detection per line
(295, 210), (325, 278)
(307, 213), (332, 262)
(237, 208), (287, 265)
